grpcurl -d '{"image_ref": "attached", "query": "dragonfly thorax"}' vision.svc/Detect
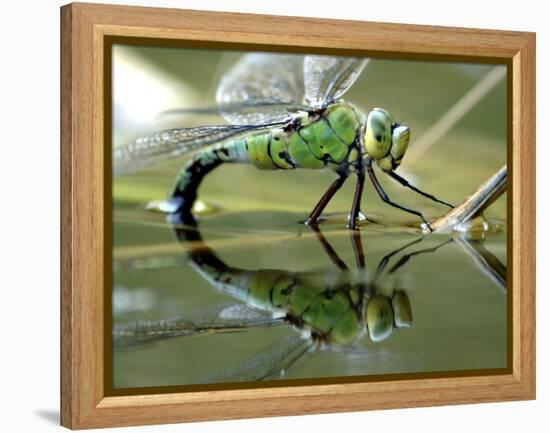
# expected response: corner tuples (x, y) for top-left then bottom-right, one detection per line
(362, 108), (410, 172)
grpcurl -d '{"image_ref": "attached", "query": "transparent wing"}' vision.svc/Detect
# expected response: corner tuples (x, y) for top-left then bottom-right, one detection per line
(113, 302), (285, 351)
(216, 53), (306, 125)
(192, 335), (314, 384)
(161, 101), (301, 119)
(113, 122), (280, 176)
(304, 56), (369, 107)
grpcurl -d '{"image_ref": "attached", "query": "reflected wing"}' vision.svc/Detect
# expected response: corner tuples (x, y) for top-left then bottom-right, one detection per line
(216, 53), (306, 125)
(113, 122), (281, 176)
(304, 56), (369, 107)
(113, 302), (284, 351)
(192, 335), (313, 384)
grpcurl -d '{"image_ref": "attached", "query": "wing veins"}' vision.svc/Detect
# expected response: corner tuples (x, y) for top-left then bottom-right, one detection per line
(114, 121), (285, 176)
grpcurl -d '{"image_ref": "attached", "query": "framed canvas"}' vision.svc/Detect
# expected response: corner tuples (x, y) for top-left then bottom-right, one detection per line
(60, 2), (536, 429)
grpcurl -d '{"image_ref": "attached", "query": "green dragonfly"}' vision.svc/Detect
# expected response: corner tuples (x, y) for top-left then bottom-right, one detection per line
(114, 53), (453, 230)
(113, 218), (456, 382)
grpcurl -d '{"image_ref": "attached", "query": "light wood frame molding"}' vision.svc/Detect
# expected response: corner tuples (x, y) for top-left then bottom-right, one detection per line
(60, 2), (535, 429)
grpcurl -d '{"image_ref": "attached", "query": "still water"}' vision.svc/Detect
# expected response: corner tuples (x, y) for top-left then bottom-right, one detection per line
(112, 204), (506, 388)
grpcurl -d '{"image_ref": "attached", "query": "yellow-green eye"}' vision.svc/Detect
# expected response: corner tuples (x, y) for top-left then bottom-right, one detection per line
(364, 109), (392, 159)
(366, 295), (394, 342)
(392, 290), (413, 328)
(376, 156), (393, 172)
(391, 125), (410, 161)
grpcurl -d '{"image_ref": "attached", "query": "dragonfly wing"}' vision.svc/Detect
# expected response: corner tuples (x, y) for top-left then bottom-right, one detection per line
(161, 101), (303, 118)
(113, 301), (284, 351)
(216, 53), (306, 125)
(113, 122), (280, 176)
(303, 55), (369, 107)
(193, 334), (314, 384)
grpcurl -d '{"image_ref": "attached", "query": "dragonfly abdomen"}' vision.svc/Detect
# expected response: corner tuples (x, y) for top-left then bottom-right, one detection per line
(171, 138), (248, 208)
(244, 130), (295, 170)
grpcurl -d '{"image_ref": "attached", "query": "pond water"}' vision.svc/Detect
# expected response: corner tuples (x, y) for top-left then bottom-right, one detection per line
(112, 202), (507, 388)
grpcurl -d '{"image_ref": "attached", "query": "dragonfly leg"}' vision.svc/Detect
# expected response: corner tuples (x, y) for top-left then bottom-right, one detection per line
(373, 237), (425, 281)
(349, 230), (366, 268)
(386, 238), (454, 274)
(308, 225), (348, 271)
(348, 171), (365, 230)
(305, 172), (348, 225)
(366, 163), (433, 232)
(387, 170), (454, 208)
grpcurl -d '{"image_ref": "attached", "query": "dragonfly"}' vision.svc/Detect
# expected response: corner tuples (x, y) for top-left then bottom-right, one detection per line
(114, 53), (454, 230)
(113, 219), (454, 382)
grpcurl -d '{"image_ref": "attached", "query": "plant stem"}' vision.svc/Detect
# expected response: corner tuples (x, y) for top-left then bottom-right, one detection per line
(431, 165), (507, 232)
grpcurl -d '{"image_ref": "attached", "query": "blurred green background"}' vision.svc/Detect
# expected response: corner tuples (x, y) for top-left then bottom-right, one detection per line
(111, 45), (507, 388)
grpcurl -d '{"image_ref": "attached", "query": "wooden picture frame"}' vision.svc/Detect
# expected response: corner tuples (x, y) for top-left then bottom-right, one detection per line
(60, 2), (535, 429)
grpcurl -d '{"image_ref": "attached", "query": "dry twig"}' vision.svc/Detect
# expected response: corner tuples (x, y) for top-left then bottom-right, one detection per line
(431, 165), (507, 232)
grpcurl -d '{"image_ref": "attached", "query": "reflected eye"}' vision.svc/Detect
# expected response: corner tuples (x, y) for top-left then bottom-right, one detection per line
(392, 290), (413, 328)
(366, 295), (394, 342)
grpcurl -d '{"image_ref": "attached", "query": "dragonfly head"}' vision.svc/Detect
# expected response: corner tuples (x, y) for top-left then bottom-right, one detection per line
(363, 108), (410, 172)
(365, 290), (412, 342)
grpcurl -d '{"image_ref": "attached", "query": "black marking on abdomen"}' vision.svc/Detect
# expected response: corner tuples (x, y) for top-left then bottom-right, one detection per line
(266, 132), (287, 169)
(278, 151), (297, 168)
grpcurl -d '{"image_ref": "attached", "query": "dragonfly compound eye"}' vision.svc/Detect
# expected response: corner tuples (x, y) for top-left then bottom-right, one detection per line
(365, 295), (394, 342)
(392, 290), (413, 328)
(390, 124), (411, 165)
(364, 109), (392, 159)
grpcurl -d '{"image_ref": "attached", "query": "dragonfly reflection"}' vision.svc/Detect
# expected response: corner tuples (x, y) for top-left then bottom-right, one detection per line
(113, 217), (460, 382)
